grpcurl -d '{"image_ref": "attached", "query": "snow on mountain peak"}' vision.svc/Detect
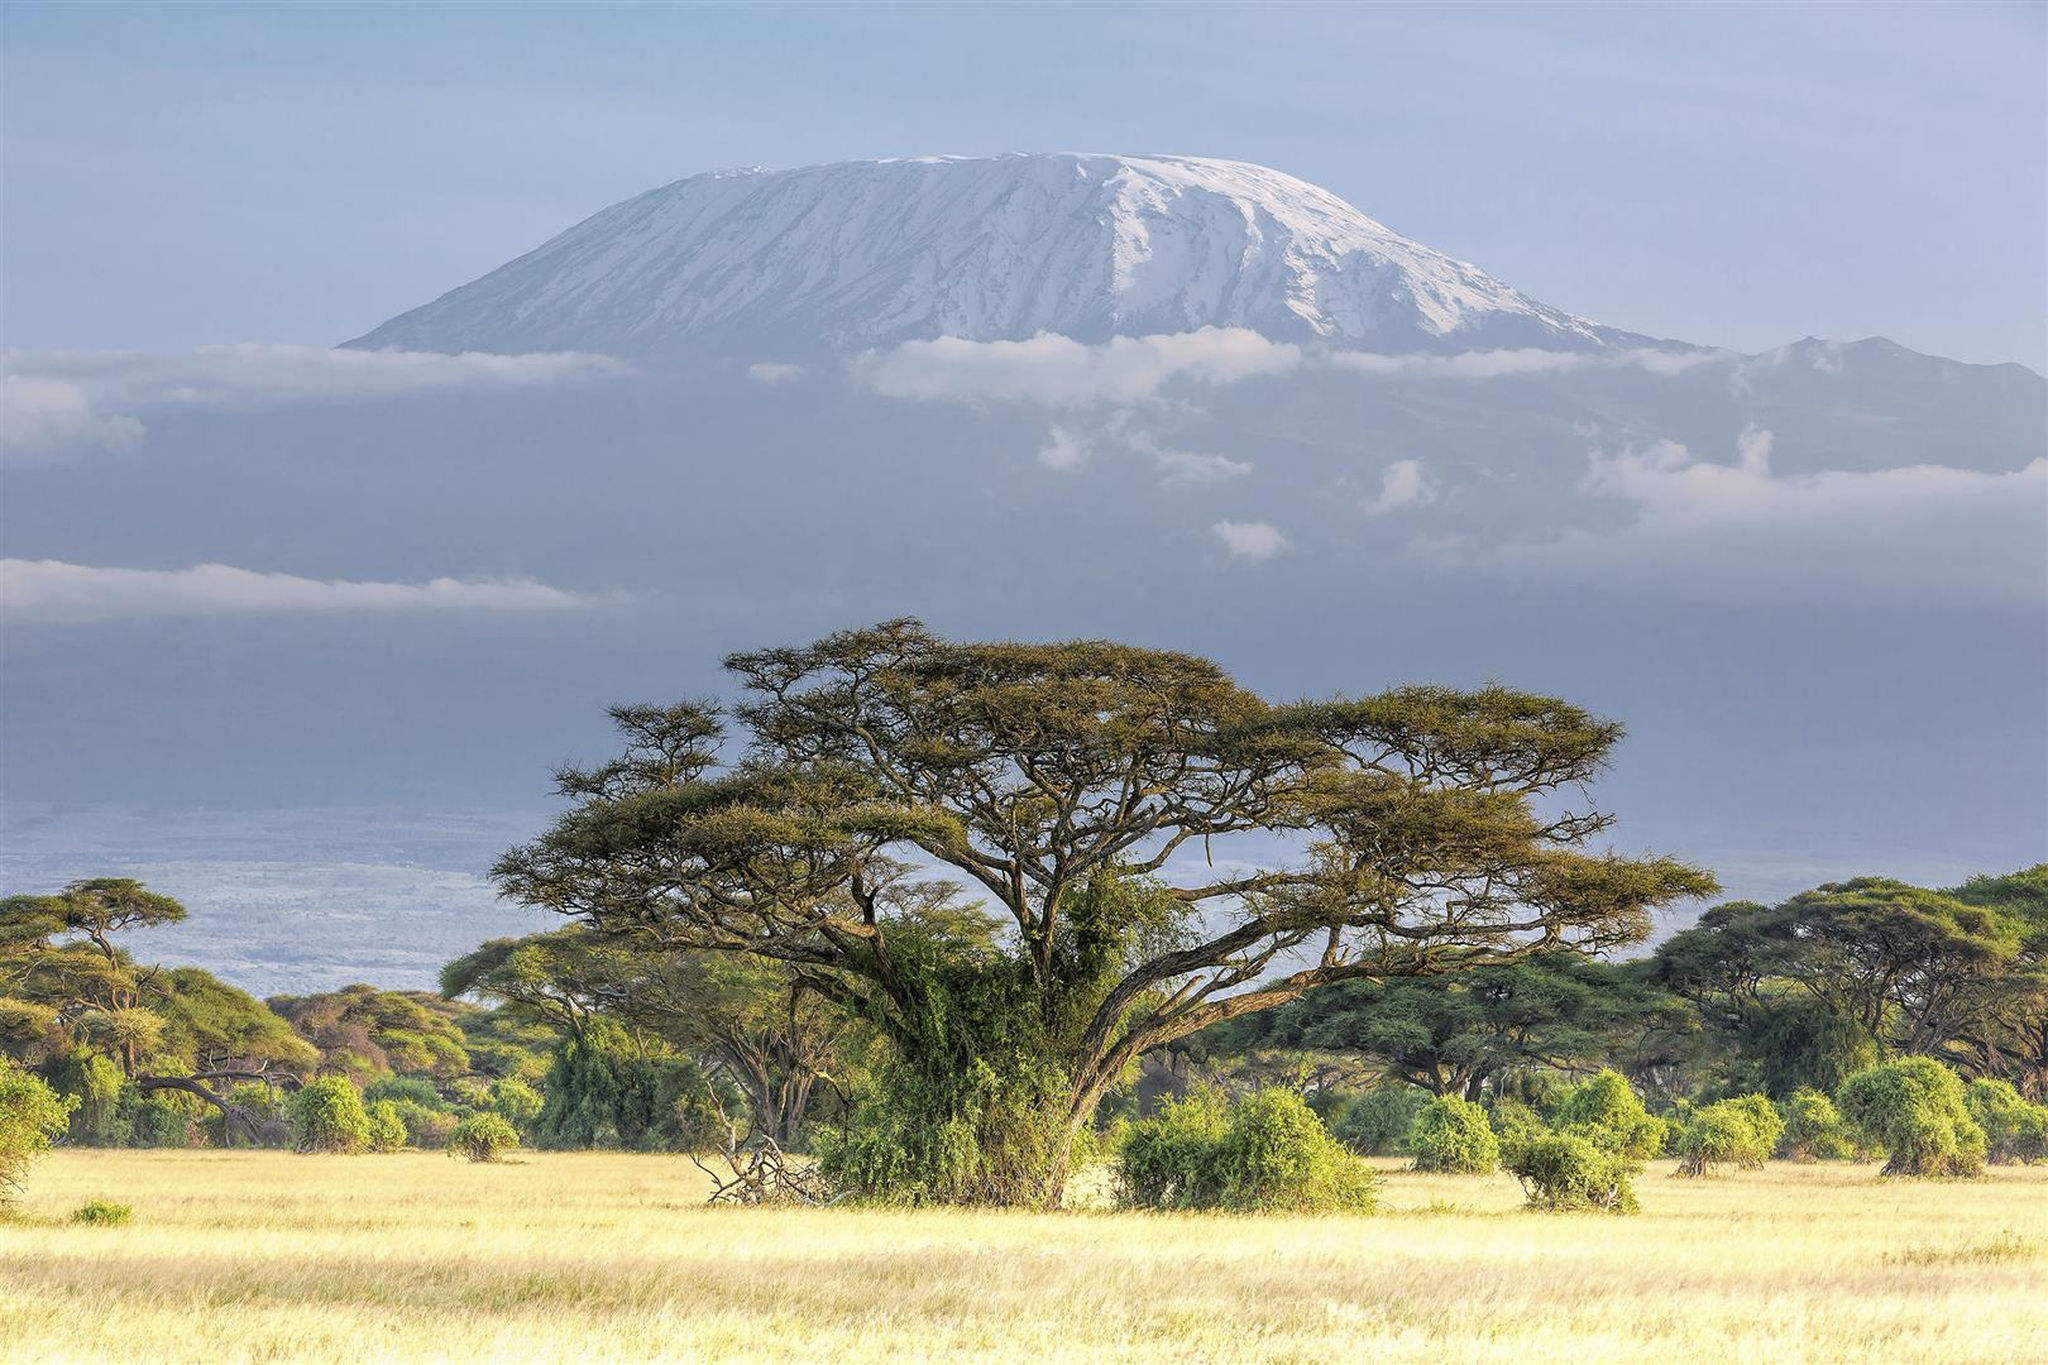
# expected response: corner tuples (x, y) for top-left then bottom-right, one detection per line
(349, 153), (1624, 355)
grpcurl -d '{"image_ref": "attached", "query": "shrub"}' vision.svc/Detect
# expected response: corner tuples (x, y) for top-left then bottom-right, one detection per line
(365, 1100), (408, 1153)
(490, 1077), (544, 1131)
(1837, 1058), (1986, 1178)
(1505, 1132), (1639, 1213)
(385, 1098), (457, 1149)
(286, 1076), (371, 1154)
(446, 1112), (520, 1163)
(1776, 1087), (1852, 1161)
(123, 1089), (202, 1149)
(1409, 1095), (1500, 1174)
(1329, 1086), (1423, 1156)
(1553, 1070), (1664, 1161)
(1722, 1094), (1784, 1162)
(1, 1059), (76, 1205)
(1964, 1078), (2048, 1165)
(69, 1199), (132, 1226)
(48, 1051), (124, 1145)
(1119, 1088), (1376, 1213)
(1674, 1101), (1772, 1177)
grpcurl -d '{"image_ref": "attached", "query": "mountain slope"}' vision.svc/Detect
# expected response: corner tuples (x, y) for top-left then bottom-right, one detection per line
(349, 154), (1642, 355)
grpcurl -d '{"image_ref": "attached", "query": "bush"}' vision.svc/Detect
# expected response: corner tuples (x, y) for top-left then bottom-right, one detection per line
(1, 1059), (76, 1205)
(286, 1076), (371, 1154)
(69, 1199), (132, 1226)
(490, 1077), (544, 1131)
(1674, 1100), (1773, 1177)
(1837, 1058), (1986, 1178)
(48, 1051), (124, 1145)
(123, 1089), (202, 1149)
(1553, 1070), (1664, 1161)
(1964, 1078), (2048, 1165)
(384, 1098), (457, 1149)
(1409, 1095), (1499, 1174)
(1776, 1087), (1852, 1161)
(1119, 1088), (1376, 1213)
(1329, 1086), (1423, 1156)
(1505, 1132), (1639, 1213)
(1722, 1094), (1784, 1162)
(365, 1100), (408, 1153)
(446, 1112), (520, 1163)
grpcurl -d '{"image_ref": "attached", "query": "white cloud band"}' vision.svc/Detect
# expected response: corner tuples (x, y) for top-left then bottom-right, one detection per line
(2, 560), (611, 623)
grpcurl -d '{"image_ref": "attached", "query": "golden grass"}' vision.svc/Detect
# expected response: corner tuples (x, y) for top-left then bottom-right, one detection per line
(2, 1151), (2044, 1363)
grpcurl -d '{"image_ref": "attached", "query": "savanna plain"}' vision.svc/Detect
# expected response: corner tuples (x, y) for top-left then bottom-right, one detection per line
(3, 1150), (2043, 1364)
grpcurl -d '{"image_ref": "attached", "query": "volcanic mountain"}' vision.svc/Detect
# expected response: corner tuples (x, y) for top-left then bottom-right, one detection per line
(349, 153), (1649, 356)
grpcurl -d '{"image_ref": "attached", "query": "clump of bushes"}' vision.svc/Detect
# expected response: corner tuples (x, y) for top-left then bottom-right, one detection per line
(1, 1059), (76, 1206)
(1502, 1070), (1662, 1212)
(1674, 1098), (1773, 1177)
(365, 1100), (408, 1154)
(286, 1076), (372, 1154)
(1963, 1078), (2048, 1165)
(446, 1112), (520, 1163)
(1408, 1095), (1499, 1174)
(1120, 1088), (1377, 1213)
(69, 1199), (132, 1226)
(1775, 1087), (1852, 1161)
(1504, 1132), (1639, 1213)
(490, 1077), (544, 1132)
(1836, 1058), (1986, 1178)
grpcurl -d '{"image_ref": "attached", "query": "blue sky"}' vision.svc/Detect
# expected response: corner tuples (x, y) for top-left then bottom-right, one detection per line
(4, 1), (2044, 368)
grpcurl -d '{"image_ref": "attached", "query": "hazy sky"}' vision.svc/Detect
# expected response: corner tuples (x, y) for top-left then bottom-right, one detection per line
(5, 2), (2044, 368)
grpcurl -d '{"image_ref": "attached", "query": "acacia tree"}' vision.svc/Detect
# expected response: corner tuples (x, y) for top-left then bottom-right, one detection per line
(1, 880), (309, 1144)
(496, 621), (1712, 1205)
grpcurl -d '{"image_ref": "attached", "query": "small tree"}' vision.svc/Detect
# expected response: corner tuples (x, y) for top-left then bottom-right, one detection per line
(1775, 1087), (1851, 1161)
(1674, 1100), (1772, 1177)
(286, 1076), (371, 1154)
(365, 1100), (408, 1153)
(1505, 1132), (1638, 1213)
(1409, 1095), (1499, 1174)
(447, 1112), (520, 1163)
(1, 1058), (76, 1206)
(1836, 1058), (1986, 1177)
(1964, 1077), (2048, 1164)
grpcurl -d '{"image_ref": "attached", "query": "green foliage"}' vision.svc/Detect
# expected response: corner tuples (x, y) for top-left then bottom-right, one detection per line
(49, 1051), (125, 1145)
(1409, 1094), (1499, 1174)
(532, 1023), (722, 1152)
(1505, 1132), (1640, 1213)
(122, 1087), (201, 1148)
(1, 1058), (76, 1204)
(69, 1199), (132, 1226)
(1553, 1069), (1665, 1160)
(1674, 1099), (1774, 1177)
(1837, 1058), (1986, 1178)
(1964, 1077), (2048, 1164)
(1776, 1087), (1852, 1161)
(267, 985), (472, 1085)
(387, 1099), (457, 1149)
(1485, 1097), (1548, 1159)
(365, 1100), (408, 1153)
(489, 1077), (544, 1131)
(286, 1076), (372, 1154)
(362, 1075), (444, 1109)
(1329, 1085), (1423, 1155)
(1118, 1088), (1377, 1214)
(446, 1112), (520, 1162)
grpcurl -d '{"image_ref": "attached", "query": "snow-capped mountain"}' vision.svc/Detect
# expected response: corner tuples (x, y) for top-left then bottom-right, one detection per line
(350, 154), (1642, 355)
